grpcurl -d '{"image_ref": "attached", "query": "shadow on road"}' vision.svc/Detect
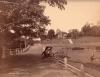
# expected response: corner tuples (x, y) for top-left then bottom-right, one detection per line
(0, 54), (55, 73)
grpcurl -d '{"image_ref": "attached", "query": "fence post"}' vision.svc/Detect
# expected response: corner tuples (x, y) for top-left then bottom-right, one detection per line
(64, 57), (68, 69)
(79, 63), (85, 77)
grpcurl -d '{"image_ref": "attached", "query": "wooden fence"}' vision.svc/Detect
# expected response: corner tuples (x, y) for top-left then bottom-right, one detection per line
(53, 56), (95, 77)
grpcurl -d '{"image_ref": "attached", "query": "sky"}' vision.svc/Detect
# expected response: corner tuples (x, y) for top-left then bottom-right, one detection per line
(44, 0), (100, 32)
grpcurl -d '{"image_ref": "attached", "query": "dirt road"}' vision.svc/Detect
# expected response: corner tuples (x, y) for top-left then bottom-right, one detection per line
(0, 44), (78, 77)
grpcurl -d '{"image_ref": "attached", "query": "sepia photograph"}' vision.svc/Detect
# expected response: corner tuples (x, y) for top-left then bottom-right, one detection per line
(0, 0), (100, 77)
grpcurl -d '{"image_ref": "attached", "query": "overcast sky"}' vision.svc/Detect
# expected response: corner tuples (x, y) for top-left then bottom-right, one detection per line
(44, 1), (100, 32)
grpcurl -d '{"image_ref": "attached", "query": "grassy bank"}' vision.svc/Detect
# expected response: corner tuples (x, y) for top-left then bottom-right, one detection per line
(41, 36), (100, 77)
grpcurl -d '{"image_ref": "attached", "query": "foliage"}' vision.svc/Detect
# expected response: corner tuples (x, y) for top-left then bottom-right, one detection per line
(47, 29), (55, 39)
(67, 22), (100, 38)
(81, 23), (100, 36)
(90, 26), (100, 36)
(81, 23), (92, 36)
(0, 0), (67, 47)
(68, 29), (79, 39)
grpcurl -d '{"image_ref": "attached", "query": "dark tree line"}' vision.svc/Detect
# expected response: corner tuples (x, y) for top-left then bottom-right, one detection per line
(81, 23), (100, 36)
(46, 23), (100, 40)
(67, 23), (100, 39)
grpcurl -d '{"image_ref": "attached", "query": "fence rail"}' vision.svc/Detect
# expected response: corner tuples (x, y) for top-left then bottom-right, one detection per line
(4, 45), (30, 56)
(53, 56), (95, 77)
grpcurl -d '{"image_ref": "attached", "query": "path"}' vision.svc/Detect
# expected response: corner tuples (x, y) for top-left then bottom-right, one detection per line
(0, 44), (78, 77)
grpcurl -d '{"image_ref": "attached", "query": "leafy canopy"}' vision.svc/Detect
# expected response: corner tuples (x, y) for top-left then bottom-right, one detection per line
(0, 0), (67, 42)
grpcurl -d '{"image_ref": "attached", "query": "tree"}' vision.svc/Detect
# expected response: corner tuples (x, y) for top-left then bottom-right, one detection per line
(47, 29), (55, 39)
(0, 0), (67, 58)
(90, 26), (100, 36)
(81, 23), (100, 36)
(0, 0), (67, 38)
(68, 29), (79, 39)
(81, 23), (91, 36)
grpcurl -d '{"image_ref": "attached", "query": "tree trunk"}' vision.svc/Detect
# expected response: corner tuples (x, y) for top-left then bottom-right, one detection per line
(1, 46), (6, 59)
(25, 39), (27, 48)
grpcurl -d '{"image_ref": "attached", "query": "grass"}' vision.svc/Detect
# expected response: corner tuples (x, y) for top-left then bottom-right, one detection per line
(42, 37), (100, 63)
(41, 36), (100, 77)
